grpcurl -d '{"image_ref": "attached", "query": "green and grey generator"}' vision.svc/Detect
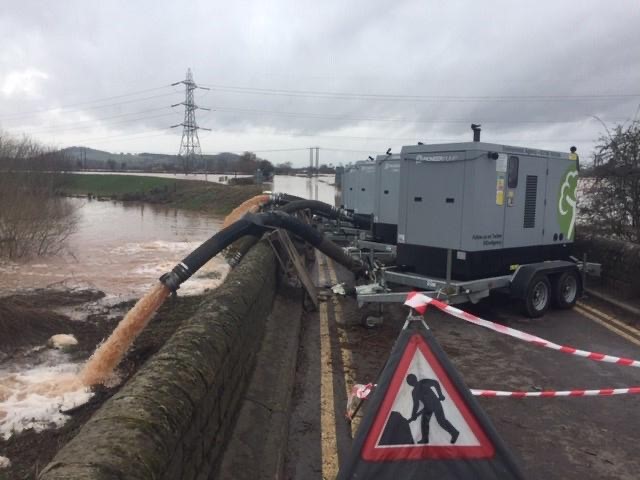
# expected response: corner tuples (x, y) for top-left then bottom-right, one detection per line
(396, 142), (579, 280)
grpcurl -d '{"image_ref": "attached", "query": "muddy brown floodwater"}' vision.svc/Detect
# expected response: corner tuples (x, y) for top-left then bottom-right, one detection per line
(0, 197), (229, 299)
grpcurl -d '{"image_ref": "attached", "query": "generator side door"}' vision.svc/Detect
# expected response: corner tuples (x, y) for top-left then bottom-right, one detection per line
(402, 158), (465, 250)
(377, 161), (401, 224)
(358, 164), (376, 215)
(502, 155), (547, 248)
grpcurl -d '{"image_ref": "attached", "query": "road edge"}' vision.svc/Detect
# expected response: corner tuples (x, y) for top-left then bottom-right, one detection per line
(584, 287), (640, 318)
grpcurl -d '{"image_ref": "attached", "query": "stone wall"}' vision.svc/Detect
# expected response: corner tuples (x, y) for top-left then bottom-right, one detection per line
(40, 241), (277, 480)
(574, 232), (640, 298)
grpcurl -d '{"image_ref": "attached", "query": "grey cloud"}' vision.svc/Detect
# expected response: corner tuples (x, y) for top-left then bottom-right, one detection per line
(0, 0), (639, 165)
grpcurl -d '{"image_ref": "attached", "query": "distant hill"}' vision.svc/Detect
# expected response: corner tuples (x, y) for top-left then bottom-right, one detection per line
(61, 147), (243, 172)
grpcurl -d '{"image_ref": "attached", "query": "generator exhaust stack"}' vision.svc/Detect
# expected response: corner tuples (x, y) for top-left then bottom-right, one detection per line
(471, 123), (481, 142)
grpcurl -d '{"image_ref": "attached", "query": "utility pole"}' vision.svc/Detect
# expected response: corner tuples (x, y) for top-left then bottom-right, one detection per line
(315, 147), (319, 176)
(309, 147), (313, 177)
(171, 68), (211, 174)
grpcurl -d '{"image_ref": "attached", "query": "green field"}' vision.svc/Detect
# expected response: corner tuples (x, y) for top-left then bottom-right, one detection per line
(59, 174), (263, 215)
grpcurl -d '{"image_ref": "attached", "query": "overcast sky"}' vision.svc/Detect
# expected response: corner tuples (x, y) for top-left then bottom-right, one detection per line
(1, 0), (639, 166)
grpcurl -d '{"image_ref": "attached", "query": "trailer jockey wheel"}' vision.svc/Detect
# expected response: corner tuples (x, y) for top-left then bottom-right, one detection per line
(523, 274), (551, 318)
(552, 270), (580, 309)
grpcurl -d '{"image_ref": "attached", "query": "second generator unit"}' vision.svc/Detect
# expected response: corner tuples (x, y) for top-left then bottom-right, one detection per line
(341, 164), (356, 211)
(372, 153), (401, 244)
(351, 160), (376, 215)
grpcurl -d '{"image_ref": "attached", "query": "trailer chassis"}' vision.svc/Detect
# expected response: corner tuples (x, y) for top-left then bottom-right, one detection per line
(353, 249), (601, 318)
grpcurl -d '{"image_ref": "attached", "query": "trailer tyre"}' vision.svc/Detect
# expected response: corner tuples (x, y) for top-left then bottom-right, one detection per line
(552, 270), (580, 309)
(523, 275), (551, 318)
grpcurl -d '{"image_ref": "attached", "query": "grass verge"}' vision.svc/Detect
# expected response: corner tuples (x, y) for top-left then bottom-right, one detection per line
(58, 174), (263, 215)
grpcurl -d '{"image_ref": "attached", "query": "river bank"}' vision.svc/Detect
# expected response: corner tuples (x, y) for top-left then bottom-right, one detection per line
(58, 173), (263, 215)
(0, 174), (252, 478)
(0, 173), (332, 478)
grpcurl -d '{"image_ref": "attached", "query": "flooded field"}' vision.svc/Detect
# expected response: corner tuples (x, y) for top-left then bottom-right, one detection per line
(271, 174), (337, 205)
(72, 170), (253, 184)
(0, 197), (229, 299)
(0, 173), (338, 447)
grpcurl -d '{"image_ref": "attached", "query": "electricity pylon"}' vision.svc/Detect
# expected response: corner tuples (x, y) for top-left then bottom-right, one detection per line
(171, 68), (211, 173)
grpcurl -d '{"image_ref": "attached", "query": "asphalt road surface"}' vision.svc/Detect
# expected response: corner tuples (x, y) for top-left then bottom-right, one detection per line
(285, 256), (640, 480)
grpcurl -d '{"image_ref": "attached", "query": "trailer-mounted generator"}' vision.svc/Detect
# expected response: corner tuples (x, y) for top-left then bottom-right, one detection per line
(396, 142), (579, 280)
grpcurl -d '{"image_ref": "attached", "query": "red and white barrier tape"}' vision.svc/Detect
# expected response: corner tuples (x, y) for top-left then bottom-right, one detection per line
(346, 383), (375, 420)
(405, 292), (640, 368)
(472, 387), (640, 398)
(347, 384), (640, 405)
(352, 383), (375, 399)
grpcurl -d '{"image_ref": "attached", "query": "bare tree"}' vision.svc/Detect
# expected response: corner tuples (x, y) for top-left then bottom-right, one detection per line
(581, 121), (640, 242)
(0, 132), (78, 259)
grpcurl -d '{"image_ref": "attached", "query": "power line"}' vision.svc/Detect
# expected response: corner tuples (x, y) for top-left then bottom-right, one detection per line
(0, 89), (178, 121)
(201, 83), (640, 103)
(211, 105), (626, 125)
(15, 108), (178, 135)
(202, 147), (309, 155)
(60, 128), (173, 145)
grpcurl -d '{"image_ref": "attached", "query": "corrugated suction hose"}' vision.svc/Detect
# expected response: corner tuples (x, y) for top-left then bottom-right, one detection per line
(160, 211), (364, 291)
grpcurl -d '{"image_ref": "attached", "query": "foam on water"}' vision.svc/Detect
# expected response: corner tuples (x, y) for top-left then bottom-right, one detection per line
(110, 240), (202, 255)
(0, 362), (92, 439)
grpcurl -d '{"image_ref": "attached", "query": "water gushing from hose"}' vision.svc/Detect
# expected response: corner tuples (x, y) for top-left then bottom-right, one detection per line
(79, 283), (170, 386)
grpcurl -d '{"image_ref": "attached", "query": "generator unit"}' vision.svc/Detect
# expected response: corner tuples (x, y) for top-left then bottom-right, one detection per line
(341, 164), (356, 211)
(350, 160), (377, 215)
(396, 142), (579, 280)
(372, 153), (401, 244)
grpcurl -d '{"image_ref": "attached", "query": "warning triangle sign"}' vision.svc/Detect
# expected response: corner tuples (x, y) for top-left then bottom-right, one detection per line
(338, 314), (524, 480)
(363, 332), (494, 460)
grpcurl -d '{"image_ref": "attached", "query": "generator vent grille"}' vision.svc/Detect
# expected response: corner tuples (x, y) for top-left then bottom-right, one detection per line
(523, 175), (537, 228)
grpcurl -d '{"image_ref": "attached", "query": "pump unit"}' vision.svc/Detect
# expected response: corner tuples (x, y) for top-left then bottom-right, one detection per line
(396, 142), (578, 280)
(372, 154), (401, 244)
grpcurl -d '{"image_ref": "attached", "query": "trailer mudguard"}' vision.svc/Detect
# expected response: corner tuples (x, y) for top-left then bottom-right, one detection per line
(509, 260), (580, 299)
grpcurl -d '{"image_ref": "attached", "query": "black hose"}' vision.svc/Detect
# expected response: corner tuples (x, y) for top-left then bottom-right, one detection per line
(279, 199), (338, 216)
(225, 236), (261, 267)
(160, 211), (363, 291)
(271, 192), (304, 203)
(229, 197), (354, 268)
(254, 211), (364, 274)
(278, 199), (371, 229)
(257, 192), (305, 210)
(159, 218), (263, 291)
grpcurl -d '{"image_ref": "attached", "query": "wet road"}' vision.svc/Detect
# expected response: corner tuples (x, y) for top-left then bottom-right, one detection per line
(452, 295), (640, 479)
(285, 257), (640, 480)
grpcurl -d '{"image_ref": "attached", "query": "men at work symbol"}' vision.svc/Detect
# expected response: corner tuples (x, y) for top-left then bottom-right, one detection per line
(406, 374), (459, 444)
(379, 374), (460, 446)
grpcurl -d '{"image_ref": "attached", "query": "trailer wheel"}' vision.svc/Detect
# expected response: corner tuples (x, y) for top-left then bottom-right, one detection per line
(552, 270), (580, 309)
(523, 275), (551, 318)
